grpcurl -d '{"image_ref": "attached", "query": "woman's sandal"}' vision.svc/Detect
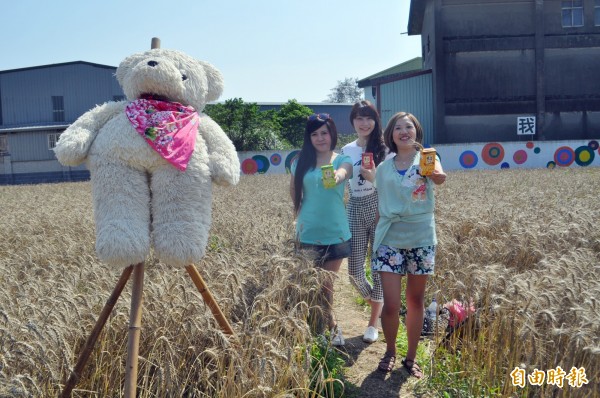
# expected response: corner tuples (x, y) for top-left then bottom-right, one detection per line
(377, 352), (396, 373)
(401, 358), (424, 379)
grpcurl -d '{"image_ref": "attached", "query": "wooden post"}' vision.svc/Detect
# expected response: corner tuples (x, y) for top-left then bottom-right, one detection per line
(124, 262), (145, 398)
(185, 264), (235, 336)
(60, 264), (135, 398)
(61, 257), (235, 396)
(151, 37), (160, 49)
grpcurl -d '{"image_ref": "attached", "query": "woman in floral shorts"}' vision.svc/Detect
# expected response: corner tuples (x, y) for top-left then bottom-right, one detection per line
(371, 112), (446, 378)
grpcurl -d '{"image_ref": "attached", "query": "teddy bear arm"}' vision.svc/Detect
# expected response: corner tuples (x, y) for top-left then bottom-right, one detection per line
(54, 101), (125, 166)
(199, 116), (240, 186)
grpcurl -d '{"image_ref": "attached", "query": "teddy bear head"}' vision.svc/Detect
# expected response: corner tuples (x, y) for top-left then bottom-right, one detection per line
(116, 48), (223, 112)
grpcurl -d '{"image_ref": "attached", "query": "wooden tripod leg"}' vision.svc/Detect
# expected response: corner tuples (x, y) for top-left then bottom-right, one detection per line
(124, 262), (145, 398)
(61, 264), (135, 398)
(185, 264), (235, 336)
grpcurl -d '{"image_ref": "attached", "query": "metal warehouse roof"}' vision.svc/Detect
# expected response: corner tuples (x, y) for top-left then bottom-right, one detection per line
(0, 61), (116, 74)
(358, 57), (423, 87)
(0, 124), (69, 133)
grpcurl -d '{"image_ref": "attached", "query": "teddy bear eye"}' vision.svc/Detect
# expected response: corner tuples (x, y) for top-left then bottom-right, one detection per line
(181, 74), (188, 81)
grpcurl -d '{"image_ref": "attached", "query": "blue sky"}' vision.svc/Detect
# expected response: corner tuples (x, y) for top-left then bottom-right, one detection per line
(1, 0), (421, 102)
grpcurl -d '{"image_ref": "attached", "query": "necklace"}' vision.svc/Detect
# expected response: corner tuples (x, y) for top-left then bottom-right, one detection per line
(394, 152), (416, 170)
(356, 139), (367, 151)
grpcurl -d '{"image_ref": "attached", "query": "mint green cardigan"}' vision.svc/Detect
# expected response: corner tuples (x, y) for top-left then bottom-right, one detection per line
(373, 154), (438, 253)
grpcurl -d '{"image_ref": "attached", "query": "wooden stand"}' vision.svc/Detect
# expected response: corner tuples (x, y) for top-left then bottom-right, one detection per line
(60, 263), (234, 398)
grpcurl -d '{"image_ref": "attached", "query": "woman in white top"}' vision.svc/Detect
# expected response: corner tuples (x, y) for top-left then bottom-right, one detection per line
(341, 100), (388, 343)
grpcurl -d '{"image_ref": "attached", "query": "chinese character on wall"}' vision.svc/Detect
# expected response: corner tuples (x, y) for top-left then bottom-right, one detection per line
(517, 116), (536, 135)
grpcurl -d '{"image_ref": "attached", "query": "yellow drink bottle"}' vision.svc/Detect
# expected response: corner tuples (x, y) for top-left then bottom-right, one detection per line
(321, 165), (336, 188)
(420, 148), (436, 176)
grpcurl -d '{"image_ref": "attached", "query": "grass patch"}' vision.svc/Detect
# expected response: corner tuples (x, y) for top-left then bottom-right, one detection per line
(308, 334), (349, 398)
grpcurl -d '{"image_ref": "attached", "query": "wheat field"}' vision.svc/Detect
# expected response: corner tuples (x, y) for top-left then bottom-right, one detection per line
(0, 168), (599, 397)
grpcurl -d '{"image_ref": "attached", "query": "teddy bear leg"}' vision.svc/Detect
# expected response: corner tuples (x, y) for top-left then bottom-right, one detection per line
(90, 160), (151, 266)
(150, 166), (212, 267)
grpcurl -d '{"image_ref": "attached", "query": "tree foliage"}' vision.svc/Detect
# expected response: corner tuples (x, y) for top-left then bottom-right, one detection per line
(275, 100), (314, 148)
(205, 98), (313, 151)
(205, 99), (283, 151)
(326, 77), (364, 103)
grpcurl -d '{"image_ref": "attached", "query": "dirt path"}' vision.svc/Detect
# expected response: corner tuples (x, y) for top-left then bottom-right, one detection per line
(333, 261), (431, 398)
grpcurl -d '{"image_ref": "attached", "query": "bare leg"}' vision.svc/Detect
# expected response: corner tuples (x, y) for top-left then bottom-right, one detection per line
(318, 258), (343, 329)
(368, 300), (383, 328)
(380, 272), (403, 356)
(405, 274), (427, 361)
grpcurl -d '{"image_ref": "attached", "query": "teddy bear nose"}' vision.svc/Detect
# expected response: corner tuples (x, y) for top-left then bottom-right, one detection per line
(147, 61), (159, 67)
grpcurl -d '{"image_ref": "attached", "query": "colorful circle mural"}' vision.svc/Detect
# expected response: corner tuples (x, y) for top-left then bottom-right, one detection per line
(252, 155), (270, 173)
(526, 142), (534, 149)
(588, 140), (599, 150)
(270, 153), (282, 166)
(534, 147), (541, 154)
(241, 158), (258, 175)
(574, 146), (595, 166)
(546, 161), (556, 169)
(513, 149), (527, 165)
(481, 143), (505, 166)
(501, 162), (510, 169)
(459, 150), (478, 169)
(285, 150), (300, 173)
(554, 146), (575, 167)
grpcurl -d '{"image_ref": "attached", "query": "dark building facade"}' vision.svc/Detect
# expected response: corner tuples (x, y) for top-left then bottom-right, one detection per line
(409, 0), (600, 144)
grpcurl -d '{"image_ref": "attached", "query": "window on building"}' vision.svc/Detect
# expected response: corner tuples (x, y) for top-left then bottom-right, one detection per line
(0, 135), (8, 155)
(52, 96), (65, 122)
(48, 133), (61, 150)
(595, 0), (600, 25)
(113, 95), (125, 102)
(562, 0), (584, 27)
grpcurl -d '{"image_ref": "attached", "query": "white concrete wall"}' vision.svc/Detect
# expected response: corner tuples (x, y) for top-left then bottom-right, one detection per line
(3, 139), (598, 179)
(238, 139), (600, 175)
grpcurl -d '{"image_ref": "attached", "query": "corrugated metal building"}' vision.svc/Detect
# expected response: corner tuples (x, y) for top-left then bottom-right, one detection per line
(357, 57), (435, 145)
(408, 0), (600, 144)
(0, 61), (123, 184)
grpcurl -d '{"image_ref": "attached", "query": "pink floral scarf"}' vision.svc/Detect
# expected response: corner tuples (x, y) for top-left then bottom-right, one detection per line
(125, 98), (199, 171)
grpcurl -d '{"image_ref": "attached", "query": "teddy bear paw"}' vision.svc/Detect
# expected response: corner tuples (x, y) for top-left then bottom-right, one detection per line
(152, 223), (208, 267)
(95, 221), (150, 266)
(53, 128), (96, 166)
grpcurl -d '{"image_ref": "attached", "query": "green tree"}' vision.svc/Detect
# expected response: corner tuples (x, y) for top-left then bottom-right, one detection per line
(276, 99), (313, 147)
(326, 77), (363, 103)
(205, 98), (286, 151)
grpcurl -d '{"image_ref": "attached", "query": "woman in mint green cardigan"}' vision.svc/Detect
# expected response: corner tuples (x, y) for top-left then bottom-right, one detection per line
(372, 112), (446, 377)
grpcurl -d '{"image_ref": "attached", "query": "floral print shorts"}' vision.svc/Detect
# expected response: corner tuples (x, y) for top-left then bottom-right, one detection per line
(371, 244), (436, 275)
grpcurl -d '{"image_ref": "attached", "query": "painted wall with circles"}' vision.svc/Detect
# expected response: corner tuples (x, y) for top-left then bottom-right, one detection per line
(237, 140), (600, 175)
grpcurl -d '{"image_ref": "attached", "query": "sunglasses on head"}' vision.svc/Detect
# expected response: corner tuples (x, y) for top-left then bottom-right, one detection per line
(308, 113), (330, 122)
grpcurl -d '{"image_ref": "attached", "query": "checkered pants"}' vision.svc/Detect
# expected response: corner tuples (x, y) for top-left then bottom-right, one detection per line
(347, 192), (383, 302)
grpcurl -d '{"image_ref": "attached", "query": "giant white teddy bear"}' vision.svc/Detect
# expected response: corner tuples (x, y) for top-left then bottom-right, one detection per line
(54, 44), (240, 268)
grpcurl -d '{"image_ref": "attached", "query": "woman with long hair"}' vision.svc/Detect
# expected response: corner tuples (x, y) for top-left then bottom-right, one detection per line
(290, 113), (353, 346)
(340, 100), (387, 343)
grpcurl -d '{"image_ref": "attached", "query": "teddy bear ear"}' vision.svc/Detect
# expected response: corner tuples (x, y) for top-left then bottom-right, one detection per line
(115, 54), (139, 87)
(198, 61), (224, 103)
